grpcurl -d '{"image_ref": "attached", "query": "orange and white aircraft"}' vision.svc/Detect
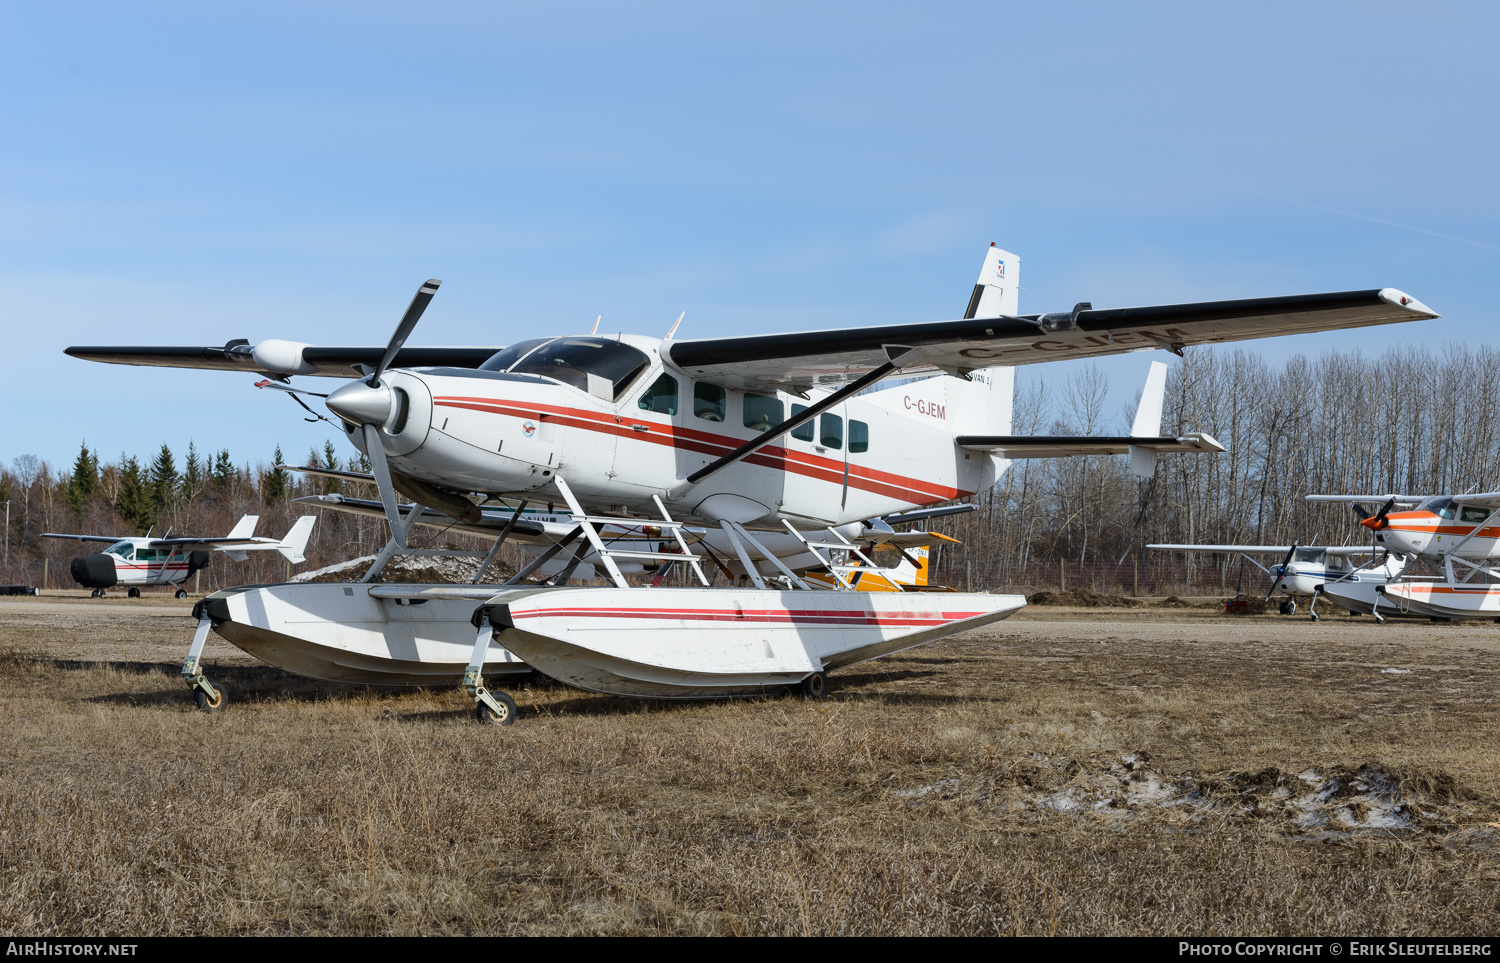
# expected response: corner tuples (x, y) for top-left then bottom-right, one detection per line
(42, 515), (316, 598)
(1307, 493), (1500, 620)
(66, 246), (1437, 721)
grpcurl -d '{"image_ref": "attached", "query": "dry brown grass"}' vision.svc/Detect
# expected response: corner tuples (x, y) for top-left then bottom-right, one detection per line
(0, 596), (1498, 935)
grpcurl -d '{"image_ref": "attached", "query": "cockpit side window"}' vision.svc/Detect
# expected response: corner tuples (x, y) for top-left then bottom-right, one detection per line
(506, 338), (651, 401)
(638, 373), (678, 415)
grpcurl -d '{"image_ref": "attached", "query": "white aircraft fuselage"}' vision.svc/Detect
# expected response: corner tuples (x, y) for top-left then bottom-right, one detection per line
(334, 335), (1008, 529)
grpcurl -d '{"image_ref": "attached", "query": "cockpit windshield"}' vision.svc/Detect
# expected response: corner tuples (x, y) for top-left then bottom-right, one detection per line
(501, 337), (650, 402)
(1293, 547), (1322, 562)
(478, 339), (550, 373)
(105, 541), (134, 560)
(1421, 496), (1457, 519)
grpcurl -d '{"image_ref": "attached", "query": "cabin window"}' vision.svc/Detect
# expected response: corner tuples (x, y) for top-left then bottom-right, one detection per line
(820, 413), (843, 450)
(136, 549), (159, 561)
(849, 420), (869, 453)
(790, 404), (813, 442)
(694, 382), (726, 422)
(743, 393), (783, 432)
(1460, 505), (1492, 524)
(504, 337), (650, 401)
(638, 373), (678, 415)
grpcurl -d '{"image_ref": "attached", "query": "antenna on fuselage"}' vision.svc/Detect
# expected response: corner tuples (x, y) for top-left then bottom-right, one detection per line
(664, 312), (685, 340)
(590, 315), (601, 335)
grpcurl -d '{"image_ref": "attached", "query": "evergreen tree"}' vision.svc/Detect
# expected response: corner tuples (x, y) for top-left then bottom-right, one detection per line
(262, 445), (289, 503)
(182, 441), (202, 502)
(148, 443), (178, 513)
(66, 442), (98, 519)
(117, 455), (152, 531)
(212, 449), (236, 492)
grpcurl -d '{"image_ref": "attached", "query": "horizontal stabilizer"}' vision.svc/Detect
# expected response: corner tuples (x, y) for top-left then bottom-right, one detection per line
(956, 432), (1225, 458)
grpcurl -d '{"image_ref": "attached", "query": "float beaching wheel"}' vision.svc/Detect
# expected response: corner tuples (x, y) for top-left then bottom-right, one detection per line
(475, 690), (517, 726)
(800, 672), (828, 700)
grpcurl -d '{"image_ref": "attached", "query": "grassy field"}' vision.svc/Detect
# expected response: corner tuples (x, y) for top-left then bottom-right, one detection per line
(1, 593), (1497, 935)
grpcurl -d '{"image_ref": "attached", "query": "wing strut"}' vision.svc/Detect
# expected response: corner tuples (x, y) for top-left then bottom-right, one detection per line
(684, 360), (897, 485)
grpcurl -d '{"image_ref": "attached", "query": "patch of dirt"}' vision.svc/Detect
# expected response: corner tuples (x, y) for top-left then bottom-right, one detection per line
(1155, 595), (1211, 609)
(899, 754), (1483, 838)
(1025, 589), (1146, 608)
(1223, 594), (1271, 616)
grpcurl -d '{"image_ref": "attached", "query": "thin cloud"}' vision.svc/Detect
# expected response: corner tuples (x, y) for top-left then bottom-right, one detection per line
(1268, 195), (1500, 252)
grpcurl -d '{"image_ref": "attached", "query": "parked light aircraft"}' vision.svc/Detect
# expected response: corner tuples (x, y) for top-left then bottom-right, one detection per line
(1147, 542), (1408, 618)
(1307, 493), (1500, 620)
(66, 244), (1437, 721)
(41, 515), (316, 598)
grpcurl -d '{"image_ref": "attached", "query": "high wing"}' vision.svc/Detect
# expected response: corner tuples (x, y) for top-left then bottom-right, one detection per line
(1449, 492), (1500, 508)
(39, 533), (123, 544)
(667, 288), (1437, 389)
(148, 537), (282, 549)
(958, 433), (1224, 457)
(1304, 494), (1430, 505)
(64, 340), (499, 379)
(1148, 543), (1382, 556)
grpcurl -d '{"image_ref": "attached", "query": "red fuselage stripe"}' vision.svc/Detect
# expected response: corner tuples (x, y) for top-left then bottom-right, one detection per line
(511, 606), (987, 626)
(434, 395), (967, 502)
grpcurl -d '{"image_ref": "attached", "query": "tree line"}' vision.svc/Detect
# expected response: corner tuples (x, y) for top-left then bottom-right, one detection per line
(1, 342), (1493, 594)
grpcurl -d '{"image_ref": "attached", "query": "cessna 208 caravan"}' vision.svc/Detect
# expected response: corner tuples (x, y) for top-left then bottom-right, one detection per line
(41, 514), (315, 597)
(66, 245), (1438, 722)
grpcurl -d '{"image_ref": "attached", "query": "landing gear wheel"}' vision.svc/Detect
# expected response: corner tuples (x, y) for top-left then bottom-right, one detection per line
(1278, 600), (1292, 615)
(800, 672), (828, 700)
(175, 589), (188, 599)
(475, 691), (516, 726)
(89, 588), (101, 598)
(1309, 611), (1319, 622)
(193, 686), (225, 712)
(128, 587), (140, 599)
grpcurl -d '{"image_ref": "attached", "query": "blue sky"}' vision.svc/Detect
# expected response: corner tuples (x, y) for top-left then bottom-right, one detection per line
(1, 1), (1494, 474)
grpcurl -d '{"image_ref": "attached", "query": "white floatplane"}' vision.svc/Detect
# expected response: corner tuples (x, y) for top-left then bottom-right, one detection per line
(67, 245), (1438, 721)
(41, 514), (315, 598)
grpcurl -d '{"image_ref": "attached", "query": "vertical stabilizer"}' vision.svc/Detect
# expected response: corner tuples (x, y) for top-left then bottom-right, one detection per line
(276, 516), (316, 564)
(1128, 361), (1169, 479)
(226, 515), (259, 540)
(963, 244), (1021, 319)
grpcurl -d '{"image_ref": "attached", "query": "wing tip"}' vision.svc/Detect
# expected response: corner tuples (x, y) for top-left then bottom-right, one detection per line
(1379, 288), (1439, 318)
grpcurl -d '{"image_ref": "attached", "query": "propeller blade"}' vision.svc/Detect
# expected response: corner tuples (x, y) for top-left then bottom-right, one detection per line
(362, 423), (407, 549)
(1265, 542), (1297, 602)
(371, 279), (441, 385)
(1372, 497), (1397, 529)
